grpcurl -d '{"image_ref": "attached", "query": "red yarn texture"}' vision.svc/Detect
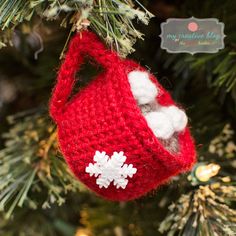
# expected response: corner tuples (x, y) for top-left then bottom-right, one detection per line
(50, 30), (196, 201)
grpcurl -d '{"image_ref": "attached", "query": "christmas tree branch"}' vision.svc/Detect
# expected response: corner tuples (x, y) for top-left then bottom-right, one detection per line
(163, 49), (236, 97)
(0, 0), (153, 56)
(159, 123), (236, 236)
(159, 183), (236, 236)
(0, 110), (81, 219)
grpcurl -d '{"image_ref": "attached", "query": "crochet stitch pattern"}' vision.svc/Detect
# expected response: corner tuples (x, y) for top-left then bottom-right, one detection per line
(49, 30), (196, 201)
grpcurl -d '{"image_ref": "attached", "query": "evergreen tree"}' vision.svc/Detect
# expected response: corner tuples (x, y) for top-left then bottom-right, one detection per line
(0, 0), (235, 235)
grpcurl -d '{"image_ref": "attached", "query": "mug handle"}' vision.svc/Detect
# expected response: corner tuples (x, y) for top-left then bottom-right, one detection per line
(49, 30), (121, 122)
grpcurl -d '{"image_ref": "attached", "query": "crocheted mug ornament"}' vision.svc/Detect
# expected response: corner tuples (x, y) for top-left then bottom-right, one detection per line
(50, 30), (196, 201)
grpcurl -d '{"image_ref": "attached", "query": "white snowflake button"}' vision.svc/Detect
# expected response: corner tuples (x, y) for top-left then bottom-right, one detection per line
(85, 151), (137, 189)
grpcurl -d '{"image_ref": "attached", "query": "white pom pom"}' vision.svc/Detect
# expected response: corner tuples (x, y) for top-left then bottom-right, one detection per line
(144, 111), (175, 139)
(160, 106), (188, 132)
(128, 71), (158, 105)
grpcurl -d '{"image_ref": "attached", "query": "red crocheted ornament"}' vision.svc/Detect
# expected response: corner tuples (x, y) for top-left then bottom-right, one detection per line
(50, 30), (196, 201)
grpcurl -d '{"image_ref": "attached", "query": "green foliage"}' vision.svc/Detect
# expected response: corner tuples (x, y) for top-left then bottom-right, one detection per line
(0, 0), (236, 235)
(159, 183), (236, 236)
(0, 0), (153, 56)
(158, 0), (236, 104)
(159, 121), (236, 236)
(161, 49), (236, 105)
(0, 110), (81, 219)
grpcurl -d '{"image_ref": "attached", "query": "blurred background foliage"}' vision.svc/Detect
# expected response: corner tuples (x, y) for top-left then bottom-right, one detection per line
(0, 0), (235, 235)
